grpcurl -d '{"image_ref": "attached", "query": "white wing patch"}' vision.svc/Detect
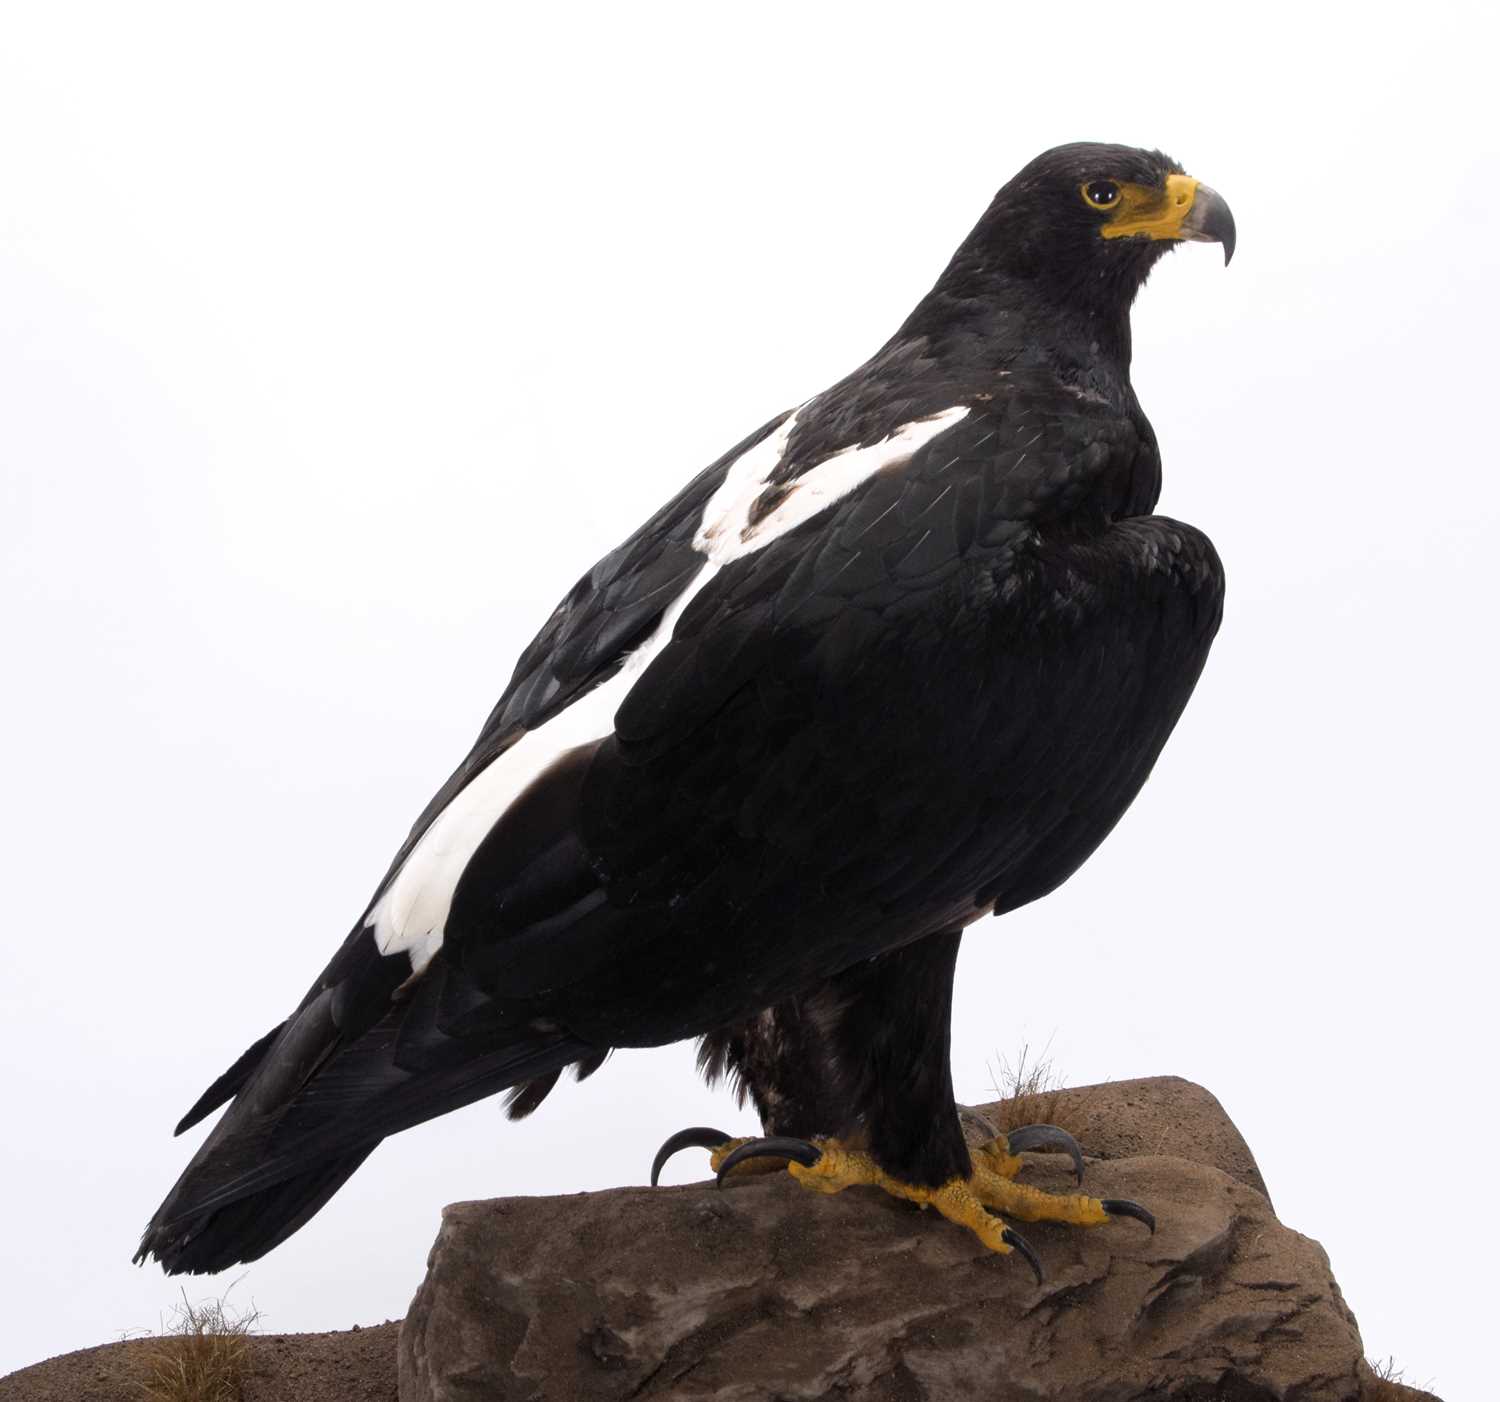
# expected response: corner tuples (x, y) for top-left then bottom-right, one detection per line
(369, 403), (970, 972)
(696, 405), (969, 564)
(365, 572), (714, 972)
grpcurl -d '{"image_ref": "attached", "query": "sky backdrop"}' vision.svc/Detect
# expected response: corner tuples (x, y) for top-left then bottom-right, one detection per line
(2, 3), (1496, 1394)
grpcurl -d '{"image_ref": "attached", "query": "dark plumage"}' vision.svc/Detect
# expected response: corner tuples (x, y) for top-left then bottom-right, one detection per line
(138, 142), (1233, 1274)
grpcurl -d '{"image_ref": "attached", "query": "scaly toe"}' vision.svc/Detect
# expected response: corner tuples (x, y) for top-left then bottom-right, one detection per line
(706, 1138), (1047, 1280)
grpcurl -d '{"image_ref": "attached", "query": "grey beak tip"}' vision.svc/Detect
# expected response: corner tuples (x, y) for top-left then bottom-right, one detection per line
(1220, 210), (1237, 266)
(1187, 183), (1237, 267)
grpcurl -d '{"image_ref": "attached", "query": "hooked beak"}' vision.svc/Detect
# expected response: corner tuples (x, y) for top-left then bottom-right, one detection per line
(1179, 183), (1236, 265)
(1101, 174), (1237, 266)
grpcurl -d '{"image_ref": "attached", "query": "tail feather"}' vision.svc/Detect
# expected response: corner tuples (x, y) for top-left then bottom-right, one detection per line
(136, 1144), (380, 1275)
(173, 1020), (286, 1136)
(136, 935), (595, 1275)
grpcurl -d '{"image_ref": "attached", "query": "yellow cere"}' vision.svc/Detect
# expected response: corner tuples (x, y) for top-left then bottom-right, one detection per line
(1094, 173), (1201, 242)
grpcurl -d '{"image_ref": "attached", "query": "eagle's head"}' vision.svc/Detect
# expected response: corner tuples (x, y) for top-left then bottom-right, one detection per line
(909, 142), (1236, 367)
(986, 142), (1235, 295)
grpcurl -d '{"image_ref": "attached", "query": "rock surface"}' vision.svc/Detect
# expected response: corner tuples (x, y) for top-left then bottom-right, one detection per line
(397, 1076), (1364, 1401)
(1032, 1075), (1272, 1203)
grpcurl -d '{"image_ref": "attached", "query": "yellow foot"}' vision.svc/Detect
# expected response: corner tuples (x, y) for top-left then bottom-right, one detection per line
(966, 1123), (1153, 1231)
(777, 1140), (1031, 1266)
(707, 1128), (1154, 1283)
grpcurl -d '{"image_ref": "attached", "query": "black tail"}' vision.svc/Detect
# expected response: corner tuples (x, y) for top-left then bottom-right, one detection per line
(136, 932), (594, 1275)
(137, 1145), (380, 1275)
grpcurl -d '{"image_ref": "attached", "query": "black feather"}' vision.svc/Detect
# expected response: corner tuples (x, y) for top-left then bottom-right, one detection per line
(174, 1021), (285, 1136)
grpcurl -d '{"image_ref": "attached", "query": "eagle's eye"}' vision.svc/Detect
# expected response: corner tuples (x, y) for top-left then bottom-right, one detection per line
(1082, 180), (1121, 209)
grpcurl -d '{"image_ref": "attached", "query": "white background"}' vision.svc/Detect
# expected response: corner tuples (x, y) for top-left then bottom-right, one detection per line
(2, 2), (1494, 1394)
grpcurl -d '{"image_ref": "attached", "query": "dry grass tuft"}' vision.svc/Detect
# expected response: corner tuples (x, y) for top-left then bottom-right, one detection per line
(981, 1042), (1095, 1137)
(1358, 1355), (1438, 1401)
(137, 1291), (260, 1402)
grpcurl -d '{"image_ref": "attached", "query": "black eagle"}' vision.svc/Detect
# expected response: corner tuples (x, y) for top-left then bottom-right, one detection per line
(138, 142), (1235, 1279)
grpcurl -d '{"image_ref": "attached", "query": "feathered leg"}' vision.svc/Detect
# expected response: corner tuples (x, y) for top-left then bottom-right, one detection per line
(659, 931), (1151, 1280)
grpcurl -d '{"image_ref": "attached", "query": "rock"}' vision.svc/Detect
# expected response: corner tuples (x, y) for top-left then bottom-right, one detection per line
(969, 1074), (1274, 1204)
(397, 1076), (1366, 1401)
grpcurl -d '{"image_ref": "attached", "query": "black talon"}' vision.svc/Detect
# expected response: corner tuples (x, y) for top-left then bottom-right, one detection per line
(650, 1126), (731, 1187)
(1005, 1123), (1086, 1185)
(1101, 1198), (1156, 1234)
(1000, 1226), (1045, 1285)
(715, 1135), (822, 1186)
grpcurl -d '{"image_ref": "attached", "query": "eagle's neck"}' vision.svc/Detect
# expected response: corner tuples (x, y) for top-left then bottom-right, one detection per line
(890, 275), (1136, 399)
(892, 216), (1172, 390)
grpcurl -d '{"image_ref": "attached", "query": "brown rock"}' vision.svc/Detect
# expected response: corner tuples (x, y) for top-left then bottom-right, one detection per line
(969, 1074), (1274, 1204)
(397, 1078), (1365, 1401)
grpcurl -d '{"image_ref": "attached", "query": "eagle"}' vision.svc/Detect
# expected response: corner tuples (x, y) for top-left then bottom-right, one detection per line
(137, 142), (1234, 1281)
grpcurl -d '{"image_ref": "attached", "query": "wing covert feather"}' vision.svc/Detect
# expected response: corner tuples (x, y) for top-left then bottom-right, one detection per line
(365, 411), (793, 907)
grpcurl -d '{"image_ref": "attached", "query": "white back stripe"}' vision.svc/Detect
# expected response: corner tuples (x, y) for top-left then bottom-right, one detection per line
(368, 403), (969, 971)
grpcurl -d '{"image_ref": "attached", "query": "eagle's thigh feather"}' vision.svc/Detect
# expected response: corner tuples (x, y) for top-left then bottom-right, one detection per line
(703, 930), (968, 1188)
